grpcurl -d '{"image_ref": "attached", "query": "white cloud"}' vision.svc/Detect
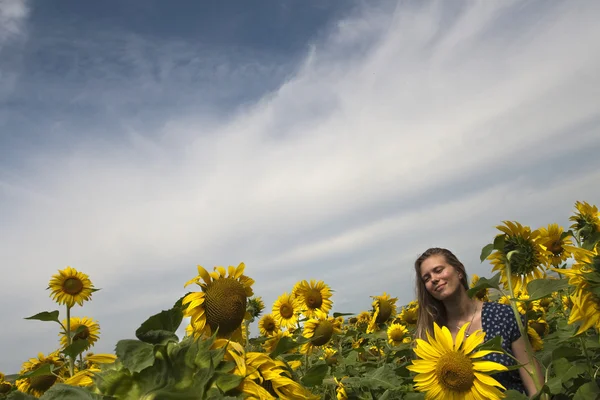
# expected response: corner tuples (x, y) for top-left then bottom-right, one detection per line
(1, 0), (600, 372)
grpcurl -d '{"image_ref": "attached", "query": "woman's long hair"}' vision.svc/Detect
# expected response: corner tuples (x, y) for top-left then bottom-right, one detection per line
(414, 248), (469, 340)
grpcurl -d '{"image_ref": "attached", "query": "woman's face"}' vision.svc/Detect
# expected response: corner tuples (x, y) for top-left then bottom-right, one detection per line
(419, 254), (463, 301)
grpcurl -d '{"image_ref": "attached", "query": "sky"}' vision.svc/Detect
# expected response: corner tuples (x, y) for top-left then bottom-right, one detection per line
(1, 0), (599, 373)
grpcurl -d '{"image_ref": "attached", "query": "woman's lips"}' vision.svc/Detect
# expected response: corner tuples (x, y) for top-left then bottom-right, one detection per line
(435, 283), (446, 292)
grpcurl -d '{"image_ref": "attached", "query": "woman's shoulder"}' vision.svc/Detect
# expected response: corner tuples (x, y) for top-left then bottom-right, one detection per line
(482, 301), (514, 317)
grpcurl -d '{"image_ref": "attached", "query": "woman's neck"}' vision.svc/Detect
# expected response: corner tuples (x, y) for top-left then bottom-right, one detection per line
(443, 290), (476, 321)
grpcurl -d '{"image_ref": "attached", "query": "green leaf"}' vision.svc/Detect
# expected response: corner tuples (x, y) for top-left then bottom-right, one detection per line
(480, 243), (494, 262)
(544, 376), (563, 395)
(39, 384), (105, 399)
(493, 234), (505, 251)
(93, 369), (138, 398)
(574, 380), (600, 400)
(503, 390), (528, 399)
(466, 273), (501, 298)
(552, 358), (586, 383)
(269, 336), (309, 358)
(115, 339), (155, 373)
(135, 302), (183, 345)
(5, 392), (38, 400)
(24, 311), (60, 323)
(333, 312), (355, 318)
(300, 363), (328, 387)
(213, 372), (243, 393)
(62, 339), (90, 359)
(16, 363), (55, 380)
(474, 335), (504, 353)
(526, 279), (570, 301)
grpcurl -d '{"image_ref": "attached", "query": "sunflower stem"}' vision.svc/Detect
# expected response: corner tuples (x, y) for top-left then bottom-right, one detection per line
(66, 305), (74, 377)
(578, 336), (594, 378)
(505, 258), (543, 393)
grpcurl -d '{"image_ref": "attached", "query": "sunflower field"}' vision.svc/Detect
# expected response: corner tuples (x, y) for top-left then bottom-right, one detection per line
(1, 201), (599, 399)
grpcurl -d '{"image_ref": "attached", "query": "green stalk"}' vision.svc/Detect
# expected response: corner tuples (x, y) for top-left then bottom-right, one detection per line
(505, 257), (543, 392)
(579, 336), (594, 378)
(66, 305), (74, 377)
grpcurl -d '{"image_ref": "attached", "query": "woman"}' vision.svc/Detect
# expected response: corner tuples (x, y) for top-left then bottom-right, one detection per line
(414, 247), (541, 396)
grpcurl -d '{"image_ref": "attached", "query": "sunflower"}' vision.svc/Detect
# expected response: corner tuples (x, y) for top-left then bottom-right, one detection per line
(59, 317), (100, 350)
(247, 296), (265, 320)
(16, 351), (64, 398)
(527, 327), (544, 352)
(234, 352), (319, 399)
(469, 275), (489, 302)
(258, 314), (280, 336)
(568, 289), (600, 335)
(48, 267), (95, 308)
(335, 377), (349, 400)
(553, 246), (600, 289)
(182, 263), (254, 339)
(262, 330), (293, 354)
(488, 221), (551, 293)
(407, 322), (508, 400)
(569, 201), (600, 243)
(516, 293), (544, 316)
(538, 224), (576, 267)
(293, 279), (333, 318)
(397, 301), (419, 326)
(529, 318), (549, 338)
(367, 292), (397, 333)
(387, 323), (410, 346)
(0, 373), (12, 395)
(321, 347), (339, 366)
(272, 292), (301, 330)
(83, 352), (117, 370)
(302, 315), (343, 354)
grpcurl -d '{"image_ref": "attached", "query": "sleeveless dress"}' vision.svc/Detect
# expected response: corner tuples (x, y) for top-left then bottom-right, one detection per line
(480, 301), (526, 394)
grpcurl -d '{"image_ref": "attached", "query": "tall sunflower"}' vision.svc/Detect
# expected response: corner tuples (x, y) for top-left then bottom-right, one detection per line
(538, 224), (576, 267)
(272, 292), (301, 330)
(527, 326), (544, 352)
(60, 317), (100, 350)
(367, 292), (397, 333)
(407, 322), (508, 400)
(234, 352), (319, 399)
(301, 315), (343, 355)
(397, 301), (419, 326)
(387, 323), (410, 346)
(16, 351), (64, 398)
(469, 275), (489, 302)
(554, 246), (599, 289)
(293, 279), (333, 318)
(48, 267), (95, 308)
(247, 296), (265, 321)
(488, 221), (550, 293)
(569, 201), (600, 243)
(262, 330), (293, 354)
(568, 289), (600, 335)
(182, 263), (254, 339)
(258, 314), (280, 336)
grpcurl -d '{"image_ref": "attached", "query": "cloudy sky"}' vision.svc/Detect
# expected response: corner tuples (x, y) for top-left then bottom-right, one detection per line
(1, 0), (599, 373)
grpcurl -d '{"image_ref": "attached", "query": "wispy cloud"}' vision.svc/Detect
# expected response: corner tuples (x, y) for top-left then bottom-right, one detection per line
(1, 0), (599, 372)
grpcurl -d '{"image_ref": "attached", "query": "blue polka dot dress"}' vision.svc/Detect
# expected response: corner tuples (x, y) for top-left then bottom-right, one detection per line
(480, 302), (526, 394)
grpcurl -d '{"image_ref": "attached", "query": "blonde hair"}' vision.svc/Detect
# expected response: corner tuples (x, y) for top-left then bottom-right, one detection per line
(414, 248), (469, 340)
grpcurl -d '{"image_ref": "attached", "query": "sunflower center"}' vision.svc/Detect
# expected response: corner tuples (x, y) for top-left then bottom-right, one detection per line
(548, 240), (563, 256)
(63, 278), (84, 295)
(0, 382), (12, 394)
(390, 328), (405, 342)
(376, 301), (393, 323)
(73, 326), (90, 341)
(436, 352), (474, 393)
(504, 236), (539, 275)
(279, 304), (294, 319)
(305, 289), (323, 309)
(29, 373), (58, 392)
(204, 278), (247, 336)
(264, 319), (276, 332)
(311, 320), (334, 346)
(530, 321), (546, 337)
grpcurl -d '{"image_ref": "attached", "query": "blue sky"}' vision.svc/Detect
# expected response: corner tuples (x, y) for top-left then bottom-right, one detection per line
(1, 0), (599, 373)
